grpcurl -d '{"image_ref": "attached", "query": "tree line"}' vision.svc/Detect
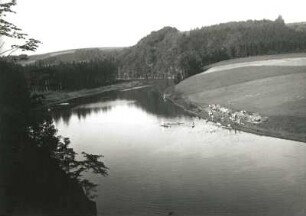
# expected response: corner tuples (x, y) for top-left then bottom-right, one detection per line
(18, 16), (306, 88)
(0, 58), (108, 215)
(24, 59), (118, 91)
(1, 2), (108, 214)
(118, 16), (306, 82)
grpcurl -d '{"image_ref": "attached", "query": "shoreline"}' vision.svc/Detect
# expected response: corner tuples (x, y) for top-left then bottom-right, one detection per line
(37, 80), (150, 107)
(36, 80), (305, 143)
(165, 88), (306, 143)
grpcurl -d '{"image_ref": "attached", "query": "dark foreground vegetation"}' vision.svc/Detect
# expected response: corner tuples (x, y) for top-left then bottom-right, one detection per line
(1, 1), (110, 214)
(0, 61), (108, 215)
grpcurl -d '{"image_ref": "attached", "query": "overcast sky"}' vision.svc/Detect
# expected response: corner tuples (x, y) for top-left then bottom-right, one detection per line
(4, 0), (306, 54)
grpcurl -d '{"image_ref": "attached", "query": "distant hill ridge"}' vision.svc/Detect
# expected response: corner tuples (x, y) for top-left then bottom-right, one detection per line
(18, 47), (124, 65)
(18, 17), (306, 80)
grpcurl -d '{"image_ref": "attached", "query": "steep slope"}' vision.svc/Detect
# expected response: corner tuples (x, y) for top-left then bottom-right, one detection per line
(118, 27), (181, 79)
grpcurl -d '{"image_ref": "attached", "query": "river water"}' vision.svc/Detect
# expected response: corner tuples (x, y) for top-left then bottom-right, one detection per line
(53, 85), (306, 216)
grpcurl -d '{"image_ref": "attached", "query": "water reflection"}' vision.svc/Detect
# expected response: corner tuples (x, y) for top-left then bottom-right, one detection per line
(53, 85), (306, 216)
(0, 109), (97, 215)
(53, 87), (186, 125)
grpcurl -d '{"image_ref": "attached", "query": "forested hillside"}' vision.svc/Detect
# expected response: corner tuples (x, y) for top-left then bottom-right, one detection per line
(118, 27), (181, 80)
(118, 16), (306, 81)
(24, 59), (118, 91)
(19, 17), (306, 88)
(18, 47), (122, 65)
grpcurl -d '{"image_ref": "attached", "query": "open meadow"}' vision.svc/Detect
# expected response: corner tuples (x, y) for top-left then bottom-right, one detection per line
(175, 54), (306, 141)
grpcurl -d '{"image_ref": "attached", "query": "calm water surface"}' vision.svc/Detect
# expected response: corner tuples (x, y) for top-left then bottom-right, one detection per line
(53, 86), (306, 216)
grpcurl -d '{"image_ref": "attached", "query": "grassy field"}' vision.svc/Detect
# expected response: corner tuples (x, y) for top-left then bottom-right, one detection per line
(173, 53), (306, 142)
(204, 53), (306, 69)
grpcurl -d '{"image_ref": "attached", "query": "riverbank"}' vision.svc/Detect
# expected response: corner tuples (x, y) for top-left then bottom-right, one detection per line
(166, 55), (306, 143)
(166, 89), (306, 143)
(37, 80), (151, 107)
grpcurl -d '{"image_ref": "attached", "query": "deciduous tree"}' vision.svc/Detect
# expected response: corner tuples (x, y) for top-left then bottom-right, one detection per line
(0, 0), (41, 56)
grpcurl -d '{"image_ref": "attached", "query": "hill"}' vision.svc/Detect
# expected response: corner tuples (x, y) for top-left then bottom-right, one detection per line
(17, 47), (124, 65)
(19, 17), (306, 82)
(117, 27), (181, 79)
(171, 54), (306, 142)
(118, 17), (306, 80)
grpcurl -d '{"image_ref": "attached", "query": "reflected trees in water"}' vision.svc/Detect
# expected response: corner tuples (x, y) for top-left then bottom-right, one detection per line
(52, 82), (184, 125)
(0, 60), (108, 215)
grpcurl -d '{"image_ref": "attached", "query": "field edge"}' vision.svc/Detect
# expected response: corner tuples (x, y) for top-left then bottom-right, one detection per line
(165, 87), (306, 143)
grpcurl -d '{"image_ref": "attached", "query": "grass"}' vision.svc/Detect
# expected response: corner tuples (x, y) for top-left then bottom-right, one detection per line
(173, 54), (306, 142)
(204, 52), (306, 69)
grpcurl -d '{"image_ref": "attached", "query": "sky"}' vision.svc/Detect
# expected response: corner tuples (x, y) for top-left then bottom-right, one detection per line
(3, 0), (306, 54)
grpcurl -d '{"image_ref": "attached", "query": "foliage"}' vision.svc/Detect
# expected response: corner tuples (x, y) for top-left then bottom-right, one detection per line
(0, 2), (105, 213)
(24, 59), (118, 91)
(118, 17), (306, 81)
(0, 0), (41, 56)
(28, 112), (109, 197)
(15, 17), (306, 87)
(1, 59), (108, 203)
(118, 27), (180, 80)
(25, 48), (122, 65)
(0, 2), (109, 196)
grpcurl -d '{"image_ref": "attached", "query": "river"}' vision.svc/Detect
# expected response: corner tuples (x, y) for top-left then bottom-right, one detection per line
(52, 84), (306, 216)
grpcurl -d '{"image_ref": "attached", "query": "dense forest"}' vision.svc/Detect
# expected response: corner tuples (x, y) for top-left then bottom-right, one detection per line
(24, 59), (118, 91)
(18, 48), (122, 65)
(16, 16), (306, 89)
(118, 16), (306, 82)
